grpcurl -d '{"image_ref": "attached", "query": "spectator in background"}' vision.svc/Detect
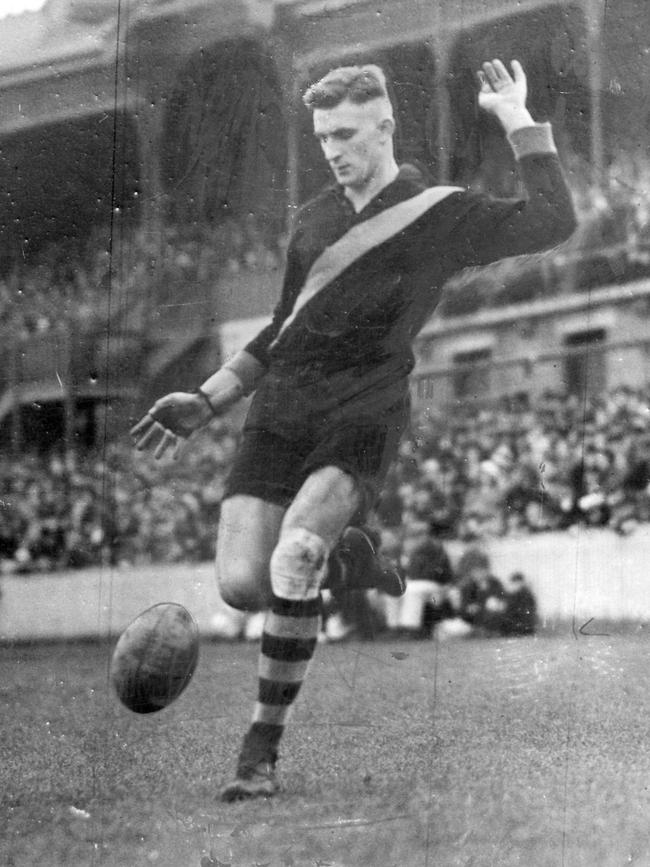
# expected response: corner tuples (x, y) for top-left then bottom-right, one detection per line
(452, 547), (508, 637)
(6, 382), (650, 577)
(394, 536), (456, 639)
(447, 548), (537, 638)
(500, 571), (537, 636)
(611, 433), (650, 534)
(458, 458), (507, 540)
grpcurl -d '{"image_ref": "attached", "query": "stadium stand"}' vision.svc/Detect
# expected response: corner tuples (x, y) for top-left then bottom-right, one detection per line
(1, 383), (650, 575)
(439, 152), (650, 318)
(2, 0), (650, 589)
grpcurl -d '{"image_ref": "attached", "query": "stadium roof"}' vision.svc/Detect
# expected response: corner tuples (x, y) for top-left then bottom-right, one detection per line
(0, 1), (104, 78)
(0, 0), (271, 80)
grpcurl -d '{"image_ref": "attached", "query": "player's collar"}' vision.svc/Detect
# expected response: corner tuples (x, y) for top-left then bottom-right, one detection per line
(332, 162), (430, 217)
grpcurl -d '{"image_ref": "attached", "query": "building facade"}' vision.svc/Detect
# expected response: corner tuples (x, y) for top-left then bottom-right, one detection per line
(0, 0), (648, 445)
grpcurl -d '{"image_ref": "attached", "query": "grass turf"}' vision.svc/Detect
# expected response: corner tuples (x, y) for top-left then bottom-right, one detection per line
(2, 630), (650, 866)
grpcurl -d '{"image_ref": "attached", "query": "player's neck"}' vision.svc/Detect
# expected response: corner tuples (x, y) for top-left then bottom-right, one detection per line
(344, 159), (400, 213)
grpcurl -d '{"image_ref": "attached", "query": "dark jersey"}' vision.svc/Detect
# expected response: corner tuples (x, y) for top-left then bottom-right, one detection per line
(243, 139), (575, 438)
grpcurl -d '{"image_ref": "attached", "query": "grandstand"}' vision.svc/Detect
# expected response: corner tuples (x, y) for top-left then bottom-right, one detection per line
(0, 0), (648, 583)
(0, 0), (648, 455)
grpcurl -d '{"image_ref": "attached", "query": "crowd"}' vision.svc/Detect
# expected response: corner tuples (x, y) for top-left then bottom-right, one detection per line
(319, 543), (537, 644)
(378, 384), (650, 543)
(0, 232), (109, 336)
(0, 423), (237, 575)
(0, 215), (286, 338)
(1, 384), (649, 581)
(439, 148), (650, 317)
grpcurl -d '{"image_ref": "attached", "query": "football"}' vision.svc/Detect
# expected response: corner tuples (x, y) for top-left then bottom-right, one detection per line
(110, 602), (200, 714)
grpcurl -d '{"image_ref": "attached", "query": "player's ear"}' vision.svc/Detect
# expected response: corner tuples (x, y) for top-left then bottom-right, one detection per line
(378, 116), (395, 139)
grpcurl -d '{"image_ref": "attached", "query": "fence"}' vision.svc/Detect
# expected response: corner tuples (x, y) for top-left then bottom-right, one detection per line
(1, 526), (649, 642)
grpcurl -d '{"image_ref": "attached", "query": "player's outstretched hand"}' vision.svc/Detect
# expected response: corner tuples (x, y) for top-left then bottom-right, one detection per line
(130, 391), (213, 459)
(477, 59), (527, 117)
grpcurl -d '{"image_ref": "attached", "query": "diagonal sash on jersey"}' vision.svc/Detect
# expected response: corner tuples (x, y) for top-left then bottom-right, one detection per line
(270, 185), (463, 348)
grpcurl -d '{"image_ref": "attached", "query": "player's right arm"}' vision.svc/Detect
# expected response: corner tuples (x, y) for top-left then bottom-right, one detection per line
(130, 350), (266, 459)
(132, 215), (308, 459)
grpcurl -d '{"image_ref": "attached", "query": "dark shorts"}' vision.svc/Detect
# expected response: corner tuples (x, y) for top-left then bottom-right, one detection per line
(224, 410), (407, 511)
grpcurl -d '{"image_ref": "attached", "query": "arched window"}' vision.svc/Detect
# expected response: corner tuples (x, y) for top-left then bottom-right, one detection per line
(162, 39), (287, 242)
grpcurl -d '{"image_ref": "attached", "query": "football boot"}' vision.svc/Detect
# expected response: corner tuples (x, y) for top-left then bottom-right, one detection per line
(328, 526), (406, 598)
(220, 759), (279, 802)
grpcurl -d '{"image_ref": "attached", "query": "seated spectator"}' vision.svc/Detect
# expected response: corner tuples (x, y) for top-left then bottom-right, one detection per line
(500, 572), (537, 636)
(610, 433), (650, 534)
(451, 547), (508, 637)
(394, 537), (456, 639)
(445, 549), (538, 638)
(5, 382), (650, 580)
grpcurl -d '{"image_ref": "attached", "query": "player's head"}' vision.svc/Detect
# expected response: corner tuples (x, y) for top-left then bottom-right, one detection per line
(303, 65), (396, 191)
(457, 547), (491, 584)
(303, 64), (393, 114)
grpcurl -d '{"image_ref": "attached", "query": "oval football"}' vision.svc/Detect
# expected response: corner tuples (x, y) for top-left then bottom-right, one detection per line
(110, 602), (199, 714)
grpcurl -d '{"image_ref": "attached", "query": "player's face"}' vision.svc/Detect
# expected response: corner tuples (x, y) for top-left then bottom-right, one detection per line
(313, 99), (388, 192)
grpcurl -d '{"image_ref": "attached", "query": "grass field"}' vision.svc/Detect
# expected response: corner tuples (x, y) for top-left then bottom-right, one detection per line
(2, 629), (650, 867)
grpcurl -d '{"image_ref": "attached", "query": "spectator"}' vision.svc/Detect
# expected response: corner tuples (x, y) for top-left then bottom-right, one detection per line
(452, 547), (508, 637)
(4, 382), (650, 577)
(394, 537), (456, 639)
(500, 571), (537, 636)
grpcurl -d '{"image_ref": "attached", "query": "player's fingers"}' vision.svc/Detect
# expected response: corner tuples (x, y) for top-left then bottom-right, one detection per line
(482, 61), (498, 88)
(154, 430), (177, 460)
(510, 59), (525, 81)
(172, 436), (184, 461)
(491, 59), (510, 81)
(135, 422), (163, 451)
(130, 413), (155, 439)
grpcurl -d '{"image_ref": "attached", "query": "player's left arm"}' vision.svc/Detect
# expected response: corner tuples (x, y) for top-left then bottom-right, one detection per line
(459, 59), (577, 264)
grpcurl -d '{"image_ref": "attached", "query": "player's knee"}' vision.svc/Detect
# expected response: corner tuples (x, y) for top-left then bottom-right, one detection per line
(217, 558), (270, 612)
(270, 527), (329, 600)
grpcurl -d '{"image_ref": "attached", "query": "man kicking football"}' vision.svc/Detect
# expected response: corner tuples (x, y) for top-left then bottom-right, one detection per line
(132, 58), (576, 800)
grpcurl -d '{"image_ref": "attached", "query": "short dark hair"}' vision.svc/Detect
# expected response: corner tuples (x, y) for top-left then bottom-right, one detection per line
(302, 64), (390, 111)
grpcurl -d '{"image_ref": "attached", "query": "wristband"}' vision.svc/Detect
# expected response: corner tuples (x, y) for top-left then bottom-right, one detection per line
(193, 387), (218, 417)
(508, 122), (557, 159)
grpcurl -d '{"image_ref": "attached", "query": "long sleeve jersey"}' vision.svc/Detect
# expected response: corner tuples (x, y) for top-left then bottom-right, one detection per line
(242, 123), (576, 437)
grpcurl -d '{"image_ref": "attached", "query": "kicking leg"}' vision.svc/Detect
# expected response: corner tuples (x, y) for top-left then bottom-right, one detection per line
(221, 465), (360, 801)
(326, 525), (406, 599)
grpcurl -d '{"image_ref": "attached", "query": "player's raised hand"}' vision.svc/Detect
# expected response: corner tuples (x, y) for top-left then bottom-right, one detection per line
(130, 391), (214, 459)
(477, 59), (528, 121)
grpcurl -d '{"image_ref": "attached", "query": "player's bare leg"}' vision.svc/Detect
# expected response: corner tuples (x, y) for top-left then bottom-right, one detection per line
(220, 465), (360, 801)
(216, 494), (285, 612)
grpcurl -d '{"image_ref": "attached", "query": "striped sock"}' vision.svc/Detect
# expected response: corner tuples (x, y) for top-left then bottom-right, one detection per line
(237, 593), (321, 774)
